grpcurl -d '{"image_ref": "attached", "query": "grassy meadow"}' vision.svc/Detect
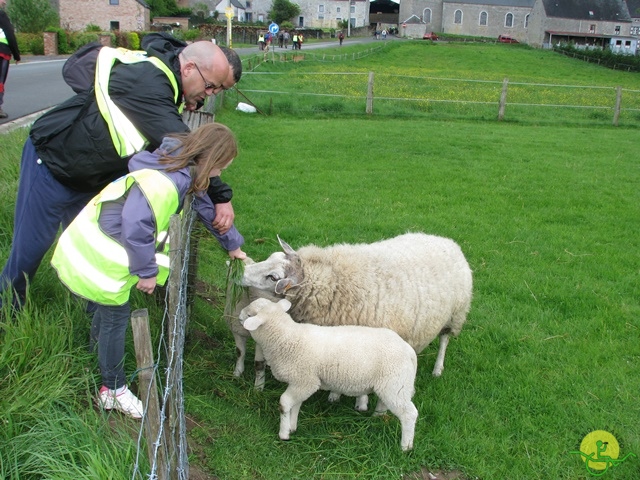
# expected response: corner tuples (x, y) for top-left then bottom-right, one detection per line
(235, 42), (640, 127)
(1, 42), (639, 479)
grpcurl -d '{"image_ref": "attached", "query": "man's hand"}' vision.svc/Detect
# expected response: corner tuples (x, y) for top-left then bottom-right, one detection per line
(212, 201), (235, 234)
(136, 277), (157, 295)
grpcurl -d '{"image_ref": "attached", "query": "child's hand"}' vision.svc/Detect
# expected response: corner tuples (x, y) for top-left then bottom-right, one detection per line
(228, 248), (247, 260)
(136, 277), (157, 295)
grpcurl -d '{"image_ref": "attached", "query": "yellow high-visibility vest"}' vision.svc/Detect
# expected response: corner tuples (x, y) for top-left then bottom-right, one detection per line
(51, 169), (180, 306)
(94, 47), (180, 158)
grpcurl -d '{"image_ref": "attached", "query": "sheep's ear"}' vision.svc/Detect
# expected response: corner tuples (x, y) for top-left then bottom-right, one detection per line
(277, 235), (296, 256)
(275, 278), (293, 295)
(243, 315), (264, 331)
(277, 299), (292, 312)
(243, 256), (255, 265)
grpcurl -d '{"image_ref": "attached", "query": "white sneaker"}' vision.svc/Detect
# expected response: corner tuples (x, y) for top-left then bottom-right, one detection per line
(99, 386), (144, 419)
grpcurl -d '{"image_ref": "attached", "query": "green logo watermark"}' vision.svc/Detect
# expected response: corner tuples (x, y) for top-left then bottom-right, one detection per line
(570, 430), (637, 477)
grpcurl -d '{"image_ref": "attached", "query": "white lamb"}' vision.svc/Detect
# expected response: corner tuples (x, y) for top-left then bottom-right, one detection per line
(239, 297), (419, 451)
(239, 233), (473, 380)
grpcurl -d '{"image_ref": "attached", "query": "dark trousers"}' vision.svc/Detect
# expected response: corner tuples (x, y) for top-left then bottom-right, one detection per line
(0, 138), (95, 307)
(91, 302), (131, 390)
(0, 56), (9, 107)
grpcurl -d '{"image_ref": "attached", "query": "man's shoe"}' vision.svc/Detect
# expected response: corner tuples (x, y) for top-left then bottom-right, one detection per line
(98, 386), (144, 419)
(0, 109), (8, 119)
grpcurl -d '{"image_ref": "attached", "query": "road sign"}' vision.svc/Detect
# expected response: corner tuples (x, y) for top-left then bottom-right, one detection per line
(225, 7), (233, 19)
(269, 22), (279, 35)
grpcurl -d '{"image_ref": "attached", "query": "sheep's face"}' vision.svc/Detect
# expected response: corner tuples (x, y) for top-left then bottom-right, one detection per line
(241, 252), (288, 289)
(239, 298), (274, 322)
(241, 250), (304, 295)
(240, 298), (292, 331)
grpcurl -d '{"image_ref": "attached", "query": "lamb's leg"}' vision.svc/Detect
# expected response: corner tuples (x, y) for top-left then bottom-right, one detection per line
(373, 398), (388, 416)
(328, 392), (368, 411)
(289, 401), (302, 433)
(232, 333), (247, 377)
(395, 402), (418, 451)
(279, 385), (316, 440)
(254, 343), (266, 390)
(355, 394), (369, 412)
(377, 393), (418, 451)
(432, 332), (450, 377)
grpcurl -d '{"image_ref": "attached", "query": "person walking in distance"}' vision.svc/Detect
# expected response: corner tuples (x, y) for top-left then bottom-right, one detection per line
(51, 123), (245, 418)
(0, 0), (20, 119)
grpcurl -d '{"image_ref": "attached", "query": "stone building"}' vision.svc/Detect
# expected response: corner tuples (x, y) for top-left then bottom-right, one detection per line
(398, 0), (635, 49)
(58, 0), (150, 31)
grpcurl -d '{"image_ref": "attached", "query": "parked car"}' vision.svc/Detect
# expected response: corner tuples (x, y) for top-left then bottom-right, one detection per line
(498, 35), (519, 44)
(423, 32), (439, 41)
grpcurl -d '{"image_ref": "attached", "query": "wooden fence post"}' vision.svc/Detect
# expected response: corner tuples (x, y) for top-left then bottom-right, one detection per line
(131, 308), (168, 480)
(366, 71), (374, 115)
(498, 77), (509, 121)
(612, 86), (622, 127)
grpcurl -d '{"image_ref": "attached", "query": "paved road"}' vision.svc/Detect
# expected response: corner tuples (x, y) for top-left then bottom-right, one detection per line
(0, 35), (388, 133)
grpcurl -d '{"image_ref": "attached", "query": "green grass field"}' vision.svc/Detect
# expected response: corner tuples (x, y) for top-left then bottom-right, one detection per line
(1, 42), (639, 479)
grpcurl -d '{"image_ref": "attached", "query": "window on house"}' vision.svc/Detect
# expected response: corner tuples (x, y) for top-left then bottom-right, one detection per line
(505, 13), (513, 28)
(524, 14), (529, 28)
(350, 5), (355, 14)
(319, 5), (324, 13)
(246, 12), (252, 21)
(631, 26), (640, 35)
(245, 1), (251, 7)
(423, 8), (431, 24)
(454, 10), (462, 24)
(589, 24), (596, 33)
(615, 25), (620, 34)
(625, 40), (631, 48)
(299, 16), (304, 27)
(110, 21), (120, 30)
(479, 11), (487, 26)
(109, 0), (119, 4)
(337, 7), (340, 12)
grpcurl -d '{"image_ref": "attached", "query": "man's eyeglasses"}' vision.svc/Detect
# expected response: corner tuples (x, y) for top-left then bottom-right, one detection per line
(193, 62), (225, 93)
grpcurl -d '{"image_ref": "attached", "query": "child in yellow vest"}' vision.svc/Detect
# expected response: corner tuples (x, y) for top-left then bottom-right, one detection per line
(52, 123), (245, 418)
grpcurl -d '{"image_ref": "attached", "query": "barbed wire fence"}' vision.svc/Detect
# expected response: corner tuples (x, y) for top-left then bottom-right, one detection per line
(127, 199), (197, 480)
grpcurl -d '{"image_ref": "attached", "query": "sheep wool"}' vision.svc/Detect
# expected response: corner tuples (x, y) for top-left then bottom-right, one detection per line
(239, 298), (419, 451)
(240, 232), (473, 377)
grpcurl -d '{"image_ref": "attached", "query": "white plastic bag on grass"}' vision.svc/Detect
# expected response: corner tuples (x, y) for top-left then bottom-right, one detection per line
(236, 102), (257, 113)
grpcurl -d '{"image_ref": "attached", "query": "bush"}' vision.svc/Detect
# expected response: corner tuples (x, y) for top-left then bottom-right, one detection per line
(127, 31), (140, 50)
(16, 33), (44, 55)
(45, 27), (72, 54)
(86, 24), (102, 32)
(184, 28), (201, 41)
(72, 32), (100, 49)
(554, 44), (640, 72)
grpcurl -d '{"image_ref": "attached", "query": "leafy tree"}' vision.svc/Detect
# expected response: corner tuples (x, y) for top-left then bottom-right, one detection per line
(269, 0), (300, 25)
(146, 0), (191, 18)
(7, 0), (59, 33)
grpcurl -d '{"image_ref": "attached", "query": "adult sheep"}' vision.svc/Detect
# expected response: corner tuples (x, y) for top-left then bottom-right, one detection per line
(239, 232), (473, 378)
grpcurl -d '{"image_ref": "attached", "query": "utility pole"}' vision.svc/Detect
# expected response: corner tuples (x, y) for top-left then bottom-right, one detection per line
(225, 2), (233, 47)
